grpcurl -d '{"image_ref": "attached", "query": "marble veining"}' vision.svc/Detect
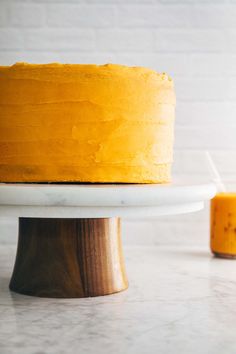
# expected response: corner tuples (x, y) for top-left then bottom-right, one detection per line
(0, 182), (216, 219)
(1, 244), (236, 354)
(0, 182), (216, 207)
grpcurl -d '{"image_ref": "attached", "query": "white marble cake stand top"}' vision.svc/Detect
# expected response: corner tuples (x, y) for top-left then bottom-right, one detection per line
(0, 181), (216, 218)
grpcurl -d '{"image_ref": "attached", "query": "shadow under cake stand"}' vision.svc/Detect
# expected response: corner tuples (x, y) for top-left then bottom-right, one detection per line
(0, 182), (216, 298)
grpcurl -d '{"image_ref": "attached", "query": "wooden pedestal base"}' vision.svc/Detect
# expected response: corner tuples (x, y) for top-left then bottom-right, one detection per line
(9, 218), (128, 298)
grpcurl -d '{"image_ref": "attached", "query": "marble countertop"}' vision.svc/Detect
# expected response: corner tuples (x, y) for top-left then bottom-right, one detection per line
(1, 244), (236, 354)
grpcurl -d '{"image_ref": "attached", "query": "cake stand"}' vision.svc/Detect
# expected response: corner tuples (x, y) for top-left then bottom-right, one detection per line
(0, 182), (216, 298)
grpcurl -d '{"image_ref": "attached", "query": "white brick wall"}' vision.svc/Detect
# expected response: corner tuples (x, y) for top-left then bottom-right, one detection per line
(0, 0), (236, 245)
(9, 4), (46, 27)
(47, 5), (115, 27)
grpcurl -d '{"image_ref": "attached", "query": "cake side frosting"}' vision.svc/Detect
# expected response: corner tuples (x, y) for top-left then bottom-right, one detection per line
(0, 63), (175, 183)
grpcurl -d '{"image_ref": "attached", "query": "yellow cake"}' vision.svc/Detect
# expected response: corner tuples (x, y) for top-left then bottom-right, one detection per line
(0, 62), (175, 183)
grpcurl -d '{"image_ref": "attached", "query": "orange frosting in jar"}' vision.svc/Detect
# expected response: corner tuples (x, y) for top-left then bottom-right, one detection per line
(211, 193), (236, 257)
(0, 62), (175, 183)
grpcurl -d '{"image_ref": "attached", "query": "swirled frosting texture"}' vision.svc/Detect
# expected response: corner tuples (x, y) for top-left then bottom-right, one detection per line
(0, 62), (175, 183)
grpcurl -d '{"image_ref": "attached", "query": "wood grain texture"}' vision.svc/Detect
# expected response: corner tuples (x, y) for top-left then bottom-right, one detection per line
(9, 217), (128, 298)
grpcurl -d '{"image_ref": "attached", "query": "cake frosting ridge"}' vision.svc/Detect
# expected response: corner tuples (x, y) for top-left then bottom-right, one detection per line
(0, 62), (175, 183)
